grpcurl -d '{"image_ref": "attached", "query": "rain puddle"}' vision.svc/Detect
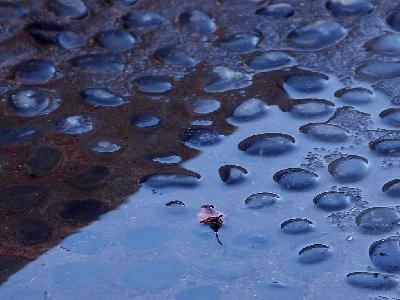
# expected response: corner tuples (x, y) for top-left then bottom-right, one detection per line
(2, 1), (400, 300)
(2, 71), (400, 299)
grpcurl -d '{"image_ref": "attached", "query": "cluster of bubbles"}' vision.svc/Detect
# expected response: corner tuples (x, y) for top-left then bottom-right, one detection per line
(4, 0), (400, 298)
(2, 0), (391, 145)
(137, 0), (400, 295)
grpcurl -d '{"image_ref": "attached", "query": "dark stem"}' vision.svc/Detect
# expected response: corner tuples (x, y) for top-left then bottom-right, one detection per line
(215, 232), (222, 245)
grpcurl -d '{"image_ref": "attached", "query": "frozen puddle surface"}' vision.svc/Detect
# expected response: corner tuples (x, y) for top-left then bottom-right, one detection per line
(3, 1), (400, 300)
(3, 70), (400, 300)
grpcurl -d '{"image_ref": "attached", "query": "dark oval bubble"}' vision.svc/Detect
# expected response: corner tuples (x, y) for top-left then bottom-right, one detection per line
(91, 140), (121, 153)
(14, 91), (57, 117)
(365, 34), (400, 56)
(188, 97), (220, 114)
(238, 133), (295, 156)
(256, 3), (295, 18)
(245, 192), (280, 209)
(334, 87), (373, 104)
(164, 200), (186, 215)
(222, 0), (264, 4)
(152, 154), (182, 164)
(122, 260), (186, 291)
(16, 219), (52, 245)
(193, 257), (250, 279)
(70, 165), (110, 189)
(25, 22), (65, 45)
(231, 98), (267, 121)
(135, 75), (172, 94)
(356, 207), (400, 234)
(273, 168), (319, 191)
(175, 285), (221, 300)
(15, 91), (51, 116)
(180, 126), (221, 146)
(123, 11), (165, 28)
(289, 99), (335, 118)
(218, 164), (248, 184)
(55, 199), (105, 222)
(165, 200), (185, 207)
(120, 226), (175, 251)
(369, 236), (400, 272)
(298, 244), (331, 264)
(383, 179), (400, 197)
(328, 155), (368, 183)
(13, 59), (55, 84)
(0, 126), (37, 146)
(356, 61), (400, 81)
(204, 66), (252, 92)
(57, 30), (86, 49)
(48, 0), (88, 19)
(70, 54), (125, 74)
(81, 88), (124, 106)
(179, 10), (216, 35)
(25, 147), (61, 176)
(107, 0), (137, 5)
(0, 185), (47, 212)
(283, 73), (329, 93)
(300, 123), (349, 142)
(370, 139), (400, 157)
(346, 272), (398, 290)
(387, 10), (400, 32)
(142, 173), (200, 188)
(6, 88), (50, 117)
(281, 218), (314, 234)
(95, 29), (136, 53)
(55, 115), (93, 134)
(246, 51), (293, 72)
(216, 33), (260, 54)
(313, 191), (350, 211)
(0, 1), (28, 19)
(286, 20), (347, 50)
(326, 0), (374, 17)
(380, 108), (400, 127)
(154, 47), (198, 67)
(130, 112), (160, 129)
